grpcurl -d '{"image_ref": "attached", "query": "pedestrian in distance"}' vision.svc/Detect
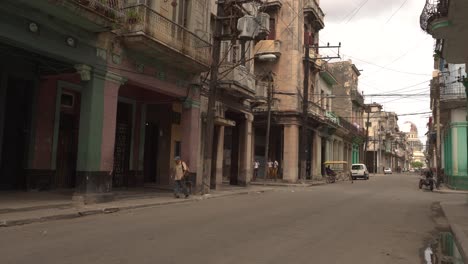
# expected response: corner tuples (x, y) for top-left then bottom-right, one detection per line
(253, 160), (259, 181)
(273, 160), (279, 180)
(267, 160), (274, 179)
(171, 156), (189, 199)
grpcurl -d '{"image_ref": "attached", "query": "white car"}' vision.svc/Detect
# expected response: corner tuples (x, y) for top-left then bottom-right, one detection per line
(384, 168), (392, 174)
(351, 164), (369, 180)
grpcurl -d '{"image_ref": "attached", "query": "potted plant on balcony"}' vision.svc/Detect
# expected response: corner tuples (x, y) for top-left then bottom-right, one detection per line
(126, 9), (140, 24)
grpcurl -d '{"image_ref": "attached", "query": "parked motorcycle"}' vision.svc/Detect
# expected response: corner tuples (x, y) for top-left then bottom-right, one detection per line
(419, 170), (435, 191)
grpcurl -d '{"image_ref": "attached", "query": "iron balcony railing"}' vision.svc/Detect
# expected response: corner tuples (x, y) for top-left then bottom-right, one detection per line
(420, 0), (449, 33)
(440, 80), (466, 101)
(123, 4), (211, 66)
(339, 117), (366, 137)
(350, 89), (364, 105)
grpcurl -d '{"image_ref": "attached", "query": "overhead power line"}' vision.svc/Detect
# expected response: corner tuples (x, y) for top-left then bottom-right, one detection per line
(345, 55), (432, 76)
(384, 0), (408, 24)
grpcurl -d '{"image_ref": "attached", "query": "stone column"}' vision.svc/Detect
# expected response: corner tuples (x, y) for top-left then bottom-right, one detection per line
(73, 65), (125, 204)
(0, 73), (6, 165)
(312, 133), (322, 178)
(214, 126), (225, 189)
(182, 93), (201, 189)
(283, 124), (299, 182)
(239, 113), (253, 186)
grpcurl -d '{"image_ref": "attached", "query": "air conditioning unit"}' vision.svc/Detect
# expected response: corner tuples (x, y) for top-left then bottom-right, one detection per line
(254, 12), (270, 38)
(237, 15), (256, 39)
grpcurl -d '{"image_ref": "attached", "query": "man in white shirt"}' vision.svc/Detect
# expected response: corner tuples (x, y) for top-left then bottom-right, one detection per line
(171, 156), (189, 198)
(253, 160), (259, 181)
(273, 160), (279, 180)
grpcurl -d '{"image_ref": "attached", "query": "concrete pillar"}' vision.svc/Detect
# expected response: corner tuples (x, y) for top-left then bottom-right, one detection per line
(74, 66), (125, 204)
(283, 124), (299, 182)
(182, 96), (201, 185)
(214, 126), (225, 189)
(0, 73), (6, 165)
(238, 113), (253, 186)
(312, 133), (322, 178)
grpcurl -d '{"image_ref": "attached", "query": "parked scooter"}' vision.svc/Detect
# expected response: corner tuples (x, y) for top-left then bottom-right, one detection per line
(419, 170), (435, 191)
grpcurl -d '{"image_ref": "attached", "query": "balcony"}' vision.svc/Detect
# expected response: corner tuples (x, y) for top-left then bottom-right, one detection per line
(14, 0), (125, 32)
(339, 117), (366, 138)
(218, 64), (256, 99)
(350, 89), (364, 106)
(254, 40), (281, 60)
(303, 0), (325, 30)
(440, 80), (466, 109)
(308, 102), (326, 118)
(261, 0), (283, 9)
(420, 0), (450, 38)
(122, 5), (211, 72)
(326, 111), (340, 125)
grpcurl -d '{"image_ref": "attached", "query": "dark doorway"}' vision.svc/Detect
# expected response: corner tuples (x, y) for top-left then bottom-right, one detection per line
(0, 76), (34, 190)
(55, 90), (80, 189)
(144, 123), (159, 183)
(113, 102), (133, 188)
(229, 125), (240, 185)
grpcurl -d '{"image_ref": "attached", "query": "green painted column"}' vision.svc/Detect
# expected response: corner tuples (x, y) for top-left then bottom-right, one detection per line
(76, 68), (105, 172)
(448, 122), (468, 189)
(73, 65), (125, 203)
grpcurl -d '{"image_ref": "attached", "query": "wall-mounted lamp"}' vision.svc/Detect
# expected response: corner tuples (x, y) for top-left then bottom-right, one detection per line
(28, 22), (39, 34)
(66, 36), (76, 48)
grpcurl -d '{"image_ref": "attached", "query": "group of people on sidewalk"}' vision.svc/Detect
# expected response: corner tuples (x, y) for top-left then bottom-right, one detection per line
(253, 159), (280, 181)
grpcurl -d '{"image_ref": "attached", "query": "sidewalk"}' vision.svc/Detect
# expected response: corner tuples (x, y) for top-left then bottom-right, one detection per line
(0, 185), (273, 228)
(435, 185), (468, 194)
(440, 201), (468, 261)
(250, 179), (326, 187)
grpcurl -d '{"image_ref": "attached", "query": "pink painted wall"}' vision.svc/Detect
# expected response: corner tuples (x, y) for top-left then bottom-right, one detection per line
(32, 74), (81, 170)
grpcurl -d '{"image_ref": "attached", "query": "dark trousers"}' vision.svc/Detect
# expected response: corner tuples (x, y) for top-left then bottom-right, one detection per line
(174, 180), (188, 196)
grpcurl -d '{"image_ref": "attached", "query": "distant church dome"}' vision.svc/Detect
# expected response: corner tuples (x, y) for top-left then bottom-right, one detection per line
(401, 121), (418, 134)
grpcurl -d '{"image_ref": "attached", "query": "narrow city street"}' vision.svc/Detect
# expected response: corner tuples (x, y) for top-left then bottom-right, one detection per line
(0, 173), (461, 264)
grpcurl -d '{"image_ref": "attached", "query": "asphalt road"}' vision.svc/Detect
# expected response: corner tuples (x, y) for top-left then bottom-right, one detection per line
(0, 174), (461, 264)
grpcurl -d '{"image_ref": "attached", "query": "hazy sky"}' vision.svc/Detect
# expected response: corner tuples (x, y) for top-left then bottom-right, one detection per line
(319, 0), (433, 142)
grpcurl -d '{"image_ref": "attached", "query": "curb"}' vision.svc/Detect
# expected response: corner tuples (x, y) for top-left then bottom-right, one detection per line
(0, 188), (274, 228)
(440, 202), (468, 262)
(450, 223), (468, 262)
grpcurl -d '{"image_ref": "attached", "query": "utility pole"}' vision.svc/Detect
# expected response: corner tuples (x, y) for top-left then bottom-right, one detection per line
(436, 77), (441, 180)
(299, 31), (311, 183)
(373, 128), (377, 174)
(201, 0), (224, 194)
(263, 73), (273, 185)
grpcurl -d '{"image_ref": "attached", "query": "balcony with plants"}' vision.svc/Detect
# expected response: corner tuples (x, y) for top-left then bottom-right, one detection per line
(15, 0), (126, 32)
(122, 4), (211, 72)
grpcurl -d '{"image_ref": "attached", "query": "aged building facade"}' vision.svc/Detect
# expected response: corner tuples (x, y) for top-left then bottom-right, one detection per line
(0, 0), (211, 201)
(420, 0), (468, 188)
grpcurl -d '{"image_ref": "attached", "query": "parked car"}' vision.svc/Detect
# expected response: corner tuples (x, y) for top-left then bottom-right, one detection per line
(384, 168), (392, 174)
(351, 164), (369, 180)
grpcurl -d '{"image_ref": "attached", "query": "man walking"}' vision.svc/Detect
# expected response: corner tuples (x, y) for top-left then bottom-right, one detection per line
(253, 160), (259, 181)
(171, 156), (189, 198)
